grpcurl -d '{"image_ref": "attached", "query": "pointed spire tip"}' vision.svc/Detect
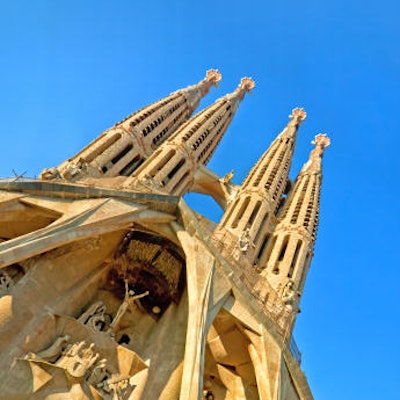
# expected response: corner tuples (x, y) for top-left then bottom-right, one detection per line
(312, 133), (331, 151)
(205, 69), (222, 87)
(288, 108), (307, 126)
(239, 77), (255, 93)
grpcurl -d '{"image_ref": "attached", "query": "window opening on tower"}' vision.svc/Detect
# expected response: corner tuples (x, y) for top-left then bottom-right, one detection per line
(288, 240), (302, 278)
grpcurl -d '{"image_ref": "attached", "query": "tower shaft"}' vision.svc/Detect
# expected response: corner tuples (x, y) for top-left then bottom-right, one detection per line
(123, 78), (255, 196)
(261, 134), (330, 295)
(213, 109), (306, 266)
(40, 70), (221, 182)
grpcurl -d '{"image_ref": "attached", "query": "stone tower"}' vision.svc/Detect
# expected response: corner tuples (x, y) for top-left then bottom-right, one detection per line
(0, 71), (329, 399)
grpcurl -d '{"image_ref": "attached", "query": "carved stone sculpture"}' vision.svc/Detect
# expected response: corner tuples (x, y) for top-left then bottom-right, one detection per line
(239, 228), (252, 253)
(56, 341), (99, 379)
(87, 357), (110, 387)
(78, 301), (110, 332)
(109, 280), (149, 334)
(24, 334), (70, 363)
(281, 280), (299, 312)
(104, 375), (134, 399)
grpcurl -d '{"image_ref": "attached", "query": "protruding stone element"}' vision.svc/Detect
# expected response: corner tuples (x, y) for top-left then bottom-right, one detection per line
(78, 301), (110, 332)
(227, 77), (255, 104)
(221, 169), (234, 184)
(288, 108), (307, 127)
(312, 133), (331, 155)
(239, 228), (252, 253)
(87, 357), (109, 387)
(109, 280), (149, 334)
(24, 335), (70, 363)
(201, 69), (222, 92)
(301, 133), (331, 174)
(105, 375), (134, 398)
(239, 77), (256, 93)
(57, 341), (99, 379)
(280, 279), (300, 313)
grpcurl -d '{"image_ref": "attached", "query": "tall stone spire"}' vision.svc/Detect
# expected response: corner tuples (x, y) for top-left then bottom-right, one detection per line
(39, 70), (222, 182)
(213, 108), (306, 266)
(123, 78), (255, 196)
(260, 134), (330, 296)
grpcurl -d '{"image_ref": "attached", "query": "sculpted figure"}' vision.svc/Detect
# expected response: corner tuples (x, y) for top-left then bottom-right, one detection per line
(39, 167), (61, 180)
(221, 169), (234, 184)
(281, 280), (299, 312)
(105, 375), (133, 400)
(239, 228), (252, 253)
(24, 335), (70, 363)
(87, 358), (110, 387)
(78, 301), (110, 332)
(109, 280), (149, 334)
(57, 341), (99, 379)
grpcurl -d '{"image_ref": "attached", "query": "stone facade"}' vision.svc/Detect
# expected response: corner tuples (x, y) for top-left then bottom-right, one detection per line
(0, 71), (329, 399)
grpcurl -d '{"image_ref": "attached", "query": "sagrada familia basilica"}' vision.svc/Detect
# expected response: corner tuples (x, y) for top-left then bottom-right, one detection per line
(0, 70), (329, 399)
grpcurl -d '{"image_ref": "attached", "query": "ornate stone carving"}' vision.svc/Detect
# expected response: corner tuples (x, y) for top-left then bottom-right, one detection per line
(61, 157), (89, 180)
(109, 280), (149, 334)
(288, 107), (307, 126)
(24, 335), (70, 363)
(204, 69), (222, 87)
(281, 280), (300, 313)
(87, 357), (110, 387)
(221, 170), (234, 184)
(239, 228), (253, 253)
(301, 133), (331, 174)
(39, 166), (62, 180)
(56, 341), (99, 379)
(103, 375), (134, 399)
(78, 301), (110, 332)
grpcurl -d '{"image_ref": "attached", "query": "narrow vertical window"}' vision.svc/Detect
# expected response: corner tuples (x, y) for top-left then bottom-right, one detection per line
(256, 233), (270, 263)
(254, 213), (269, 244)
(287, 240), (302, 278)
(231, 196), (251, 229)
(278, 235), (289, 262)
(246, 200), (262, 228)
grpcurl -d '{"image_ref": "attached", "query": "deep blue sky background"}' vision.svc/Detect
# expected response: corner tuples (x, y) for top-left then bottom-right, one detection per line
(1, 1), (399, 398)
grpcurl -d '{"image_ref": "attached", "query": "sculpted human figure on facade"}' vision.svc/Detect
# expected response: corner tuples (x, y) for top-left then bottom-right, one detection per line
(221, 169), (234, 184)
(78, 301), (110, 332)
(23, 334), (70, 363)
(57, 341), (100, 379)
(108, 280), (149, 334)
(281, 280), (300, 313)
(239, 228), (254, 253)
(87, 358), (110, 388)
(105, 375), (134, 399)
(39, 166), (62, 180)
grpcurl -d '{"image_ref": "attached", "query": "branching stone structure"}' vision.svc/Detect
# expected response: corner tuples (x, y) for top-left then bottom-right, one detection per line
(0, 71), (329, 399)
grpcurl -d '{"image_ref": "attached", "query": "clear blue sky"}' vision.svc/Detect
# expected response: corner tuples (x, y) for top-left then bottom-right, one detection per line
(1, 1), (399, 398)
